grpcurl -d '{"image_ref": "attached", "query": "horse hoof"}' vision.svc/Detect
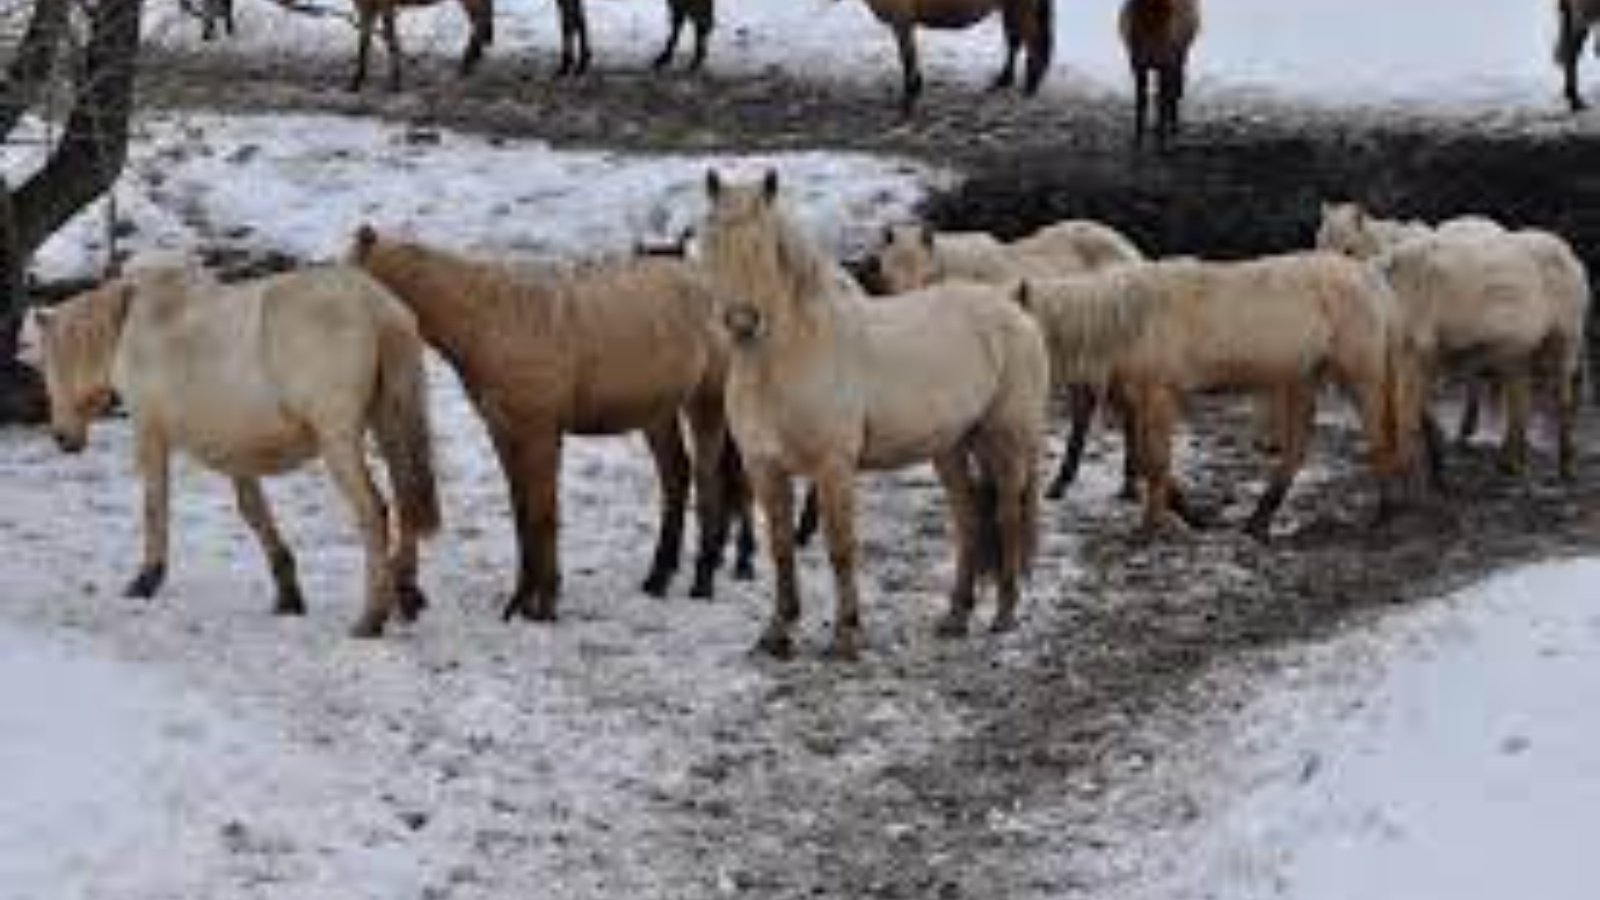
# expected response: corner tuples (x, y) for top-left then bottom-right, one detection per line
(689, 579), (715, 601)
(753, 630), (796, 661)
(826, 635), (862, 663)
(734, 562), (756, 582)
(123, 564), (166, 600)
(934, 613), (970, 639)
(273, 591), (307, 617)
(1243, 523), (1273, 545)
(397, 583), (429, 622)
(349, 613), (386, 639)
(989, 611), (1019, 635)
(1045, 483), (1068, 502)
(640, 573), (672, 598)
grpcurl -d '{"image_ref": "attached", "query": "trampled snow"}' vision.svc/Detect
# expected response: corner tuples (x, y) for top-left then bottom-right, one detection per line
(1123, 559), (1600, 900)
(149, 0), (1576, 107)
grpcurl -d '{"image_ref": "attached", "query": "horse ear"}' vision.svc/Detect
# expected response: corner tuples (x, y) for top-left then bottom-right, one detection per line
(706, 169), (722, 201)
(762, 169), (779, 204)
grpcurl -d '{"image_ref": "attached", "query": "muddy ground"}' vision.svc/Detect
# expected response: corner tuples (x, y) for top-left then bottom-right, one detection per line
(53, 47), (1600, 897)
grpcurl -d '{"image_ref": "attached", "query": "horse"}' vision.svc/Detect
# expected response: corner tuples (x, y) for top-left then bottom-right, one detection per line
(1021, 253), (1405, 540)
(1119, 0), (1200, 149)
(551, 0), (716, 76)
(350, 227), (738, 623)
(348, 0), (494, 92)
(1558, 0), (1599, 112)
(1377, 232), (1590, 485)
(32, 264), (440, 638)
(698, 171), (1050, 661)
(183, 0), (235, 40)
(851, 0), (1056, 116)
(864, 220), (1147, 502)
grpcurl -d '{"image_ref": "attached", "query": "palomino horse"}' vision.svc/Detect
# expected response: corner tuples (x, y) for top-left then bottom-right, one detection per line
(33, 265), (440, 637)
(1022, 253), (1405, 539)
(853, 0), (1055, 115)
(1558, 0), (1599, 112)
(699, 171), (1049, 660)
(552, 0), (716, 76)
(864, 220), (1146, 502)
(349, 0), (494, 92)
(350, 227), (737, 622)
(1377, 232), (1590, 484)
(1119, 0), (1200, 149)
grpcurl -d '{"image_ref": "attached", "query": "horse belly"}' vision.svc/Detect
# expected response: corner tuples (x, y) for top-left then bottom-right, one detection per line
(165, 394), (318, 476)
(915, 2), (997, 30)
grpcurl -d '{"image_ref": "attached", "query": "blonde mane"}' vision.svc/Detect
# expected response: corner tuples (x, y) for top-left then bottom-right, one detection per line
(46, 280), (134, 393)
(1023, 269), (1166, 384)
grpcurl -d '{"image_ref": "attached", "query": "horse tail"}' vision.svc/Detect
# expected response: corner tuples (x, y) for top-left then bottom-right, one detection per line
(373, 319), (442, 538)
(971, 449), (1040, 585)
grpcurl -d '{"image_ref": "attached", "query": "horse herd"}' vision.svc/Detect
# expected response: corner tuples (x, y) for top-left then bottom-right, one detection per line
(186, 1), (1600, 132)
(23, 170), (1590, 662)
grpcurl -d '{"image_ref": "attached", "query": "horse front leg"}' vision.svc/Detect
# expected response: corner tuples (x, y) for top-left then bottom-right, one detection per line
(460, 0), (493, 76)
(1158, 64), (1185, 149)
(893, 24), (923, 118)
(750, 462), (801, 659)
(556, 0), (580, 76)
(1132, 66), (1150, 149)
(991, 3), (1022, 91)
(684, 403), (732, 600)
(233, 477), (307, 616)
(932, 450), (980, 638)
(519, 435), (564, 621)
(1496, 368), (1533, 477)
(813, 461), (863, 661)
(349, 8), (375, 92)
(1244, 382), (1314, 542)
(126, 424), (170, 599)
(1456, 378), (1485, 447)
(1133, 384), (1183, 536)
(323, 435), (397, 638)
(654, 5), (686, 70)
(688, 0), (713, 72)
(1559, 5), (1590, 112)
(1047, 384), (1098, 500)
(381, 9), (404, 92)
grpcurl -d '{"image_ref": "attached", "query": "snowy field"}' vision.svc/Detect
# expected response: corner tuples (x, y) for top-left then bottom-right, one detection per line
(150, 0), (1575, 108)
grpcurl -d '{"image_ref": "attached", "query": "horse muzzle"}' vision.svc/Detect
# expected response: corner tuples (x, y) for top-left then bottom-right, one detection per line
(724, 306), (766, 344)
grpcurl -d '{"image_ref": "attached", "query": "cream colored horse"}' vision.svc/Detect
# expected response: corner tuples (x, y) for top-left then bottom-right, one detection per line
(1378, 232), (1590, 482)
(699, 171), (1049, 660)
(866, 219), (1147, 502)
(1023, 253), (1405, 539)
(34, 265), (440, 637)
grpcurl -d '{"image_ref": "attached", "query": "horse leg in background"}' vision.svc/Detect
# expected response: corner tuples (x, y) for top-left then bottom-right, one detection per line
(380, 8), (404, 92)
(892, 22), (924, 117)
(487, 428), (538, 621)
(932, 451), (981, 637)
(813, 461), (863, 661)
(1132, 384), (1177, 534)
(571, 0), (594, 75)
(349, 3), (376, 91)
(654, 1), (688, 70)
(1557, 349), (1580, 481)
(322, 432), (399, 638)
(233, 477), (307, 616)
(1131, 65), (1150, 148)
(1114, 387), (1141, 501)
(684, 401), (733, 599)
(1558, 1), (1591, 112)
(517, 435), (564, 621)
(1496, 367), (1533, 477)
(1020, 0), (1052, 95)
(796, 484), (821, 547)
(126, 423), (171, 599)
(984, 434), (1034, 634)
(1046, 384), (1098, 500)
(1157, 63), (1184, 149)
(555, 0), (586, 77)
(991, 1), (1023, 91)
(1421, 409), (1450, 493)
(687, 0), (713, 71)
(641, 418), (691, 598)
(717, 438), (758, 579)
(223, 0), (236, 37)
(1456, 378), (1485, 447)
(750, 463), (802, 659)
(1244, 382), (1314, 541)
(459, 0), (494, 77)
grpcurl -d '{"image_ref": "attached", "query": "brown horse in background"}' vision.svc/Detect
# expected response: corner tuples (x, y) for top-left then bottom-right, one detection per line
(855, 0), (1056, 116)
(1120, 0), (1200, 149)
(348, 0), (494, 92)
(552, 0), (716, 76)
(1558, 0), (1599, 111)
(351, 227), (738, 623)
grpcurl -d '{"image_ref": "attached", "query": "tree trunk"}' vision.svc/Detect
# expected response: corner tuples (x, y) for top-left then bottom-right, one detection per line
(0, 0), (71, 143)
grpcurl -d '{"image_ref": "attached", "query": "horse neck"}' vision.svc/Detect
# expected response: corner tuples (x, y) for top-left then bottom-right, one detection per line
(369, 248), (485, 361)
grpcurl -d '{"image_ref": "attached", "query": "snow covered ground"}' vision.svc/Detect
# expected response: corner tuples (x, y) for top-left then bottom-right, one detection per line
(8, 110), (942, 282)
(1117, 559), (1600, 900)
(149, 0), (1573, 108)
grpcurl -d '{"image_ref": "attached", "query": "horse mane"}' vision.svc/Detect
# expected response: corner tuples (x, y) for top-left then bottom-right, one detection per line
(53, 279), (135, 380)
(704, 200), (839, 312)
(1023, 268), (1166, 383)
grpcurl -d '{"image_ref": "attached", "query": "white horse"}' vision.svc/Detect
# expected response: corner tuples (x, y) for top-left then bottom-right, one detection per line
(33, 264), (440, 637)
(698, 171), (1050, 660)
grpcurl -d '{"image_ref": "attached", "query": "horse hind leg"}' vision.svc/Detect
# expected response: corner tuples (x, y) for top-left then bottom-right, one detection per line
(127, 423), (171, 600)
(1131, 66), (1151, 149)
(1046, 384), (1098, 500)
(322, 434), (397, 638)
(459, 0), (493, 76)
(1559, 3), (1590, 112)
(991, 3), (1023, 91)
(892, 24), (924, 118)
(556, 0), (581, 76)
(813, 462), (864, 661)
(380, 9), (404, 92)
(654, 3), (686, 70)
(932, 450), (981, 638)
(1244, 382), (1315, 542)
(688, 0), (713, 71)
(233, 477), (306, 616)
(642, 418), (692, 598)
(1496, 368), (1534, 477)
(684, 401), (733, 600)
(1157, 64), (1184, 150)
(349, 7), (376, 92)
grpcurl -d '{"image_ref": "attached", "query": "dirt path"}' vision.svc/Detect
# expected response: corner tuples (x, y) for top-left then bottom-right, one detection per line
(102, 50), (1600, 898)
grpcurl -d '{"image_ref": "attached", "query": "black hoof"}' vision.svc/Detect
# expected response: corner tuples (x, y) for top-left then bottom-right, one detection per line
(273, 589), (307, 617)
(753, 629), (795, 661)
(641, 571), (672, 598)
(124, 564), (166, 600)
(396, 583), (429, 622)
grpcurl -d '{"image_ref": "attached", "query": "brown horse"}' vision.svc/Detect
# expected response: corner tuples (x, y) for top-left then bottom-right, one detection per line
(348, 0), (494, 92)
(552, 0), (716, 76)
(1119, 0), (1200, 149)
(1558, 0), (1599, 111)
(350, 227), (738, 622)
(854, 0), (1056, 115)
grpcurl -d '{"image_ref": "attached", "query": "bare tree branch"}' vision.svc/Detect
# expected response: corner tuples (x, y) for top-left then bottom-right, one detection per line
(0, 0), (73, 142)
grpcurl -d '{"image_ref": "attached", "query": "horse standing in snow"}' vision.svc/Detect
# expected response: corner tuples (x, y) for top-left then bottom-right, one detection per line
(1557, 0), (1599, 112)
(33, 265), (441, 638)
(1119, 0), (1200, 149)
(852, 0), (1056, 116)
(698, 171), (1049, 660)
(350, 227), (740, 624)
(347, 0), (495, 92)
(550, 0), (716, 76)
